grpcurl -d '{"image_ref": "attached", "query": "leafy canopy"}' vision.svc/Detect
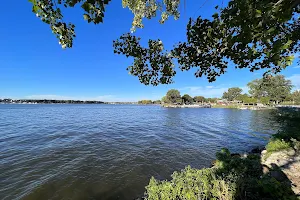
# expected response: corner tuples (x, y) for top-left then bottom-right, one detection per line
(247, 75), (293, 103)
(222, 87), (243, 101)
(291, 90), (300, 103)
(165, 89), (181, 104)
(29, 0), (300, 85)
(28, 0), (180, 49)
(182, 94), (193, 104)
(114, 0), (300, 85)
(193, 96), (206, 103)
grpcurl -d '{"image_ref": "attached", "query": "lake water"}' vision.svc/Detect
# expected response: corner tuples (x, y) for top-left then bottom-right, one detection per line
(0, 104), (279, 200)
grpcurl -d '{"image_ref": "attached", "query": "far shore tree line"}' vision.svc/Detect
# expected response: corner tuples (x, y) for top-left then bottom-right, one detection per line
(138, 75), (300, 105)
(161, 90), (219, 105)
(0, 99), (105, 104)
(137, 100), (161, 105)
(232, 75), (299, 105)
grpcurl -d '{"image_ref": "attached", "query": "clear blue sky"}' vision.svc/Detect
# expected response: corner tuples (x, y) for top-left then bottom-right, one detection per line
(1, 0), (299, 101)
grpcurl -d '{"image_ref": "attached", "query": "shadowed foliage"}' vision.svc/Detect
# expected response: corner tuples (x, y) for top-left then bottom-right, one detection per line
(145, 147), (298, 200)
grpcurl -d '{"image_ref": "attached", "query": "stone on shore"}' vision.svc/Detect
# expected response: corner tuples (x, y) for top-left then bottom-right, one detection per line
(261, 148), (300, 195)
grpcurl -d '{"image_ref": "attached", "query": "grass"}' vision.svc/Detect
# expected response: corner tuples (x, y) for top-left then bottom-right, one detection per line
(266, 139), (291, 153)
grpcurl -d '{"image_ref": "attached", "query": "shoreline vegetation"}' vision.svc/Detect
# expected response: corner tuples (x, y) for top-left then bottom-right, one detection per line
(141, 109), (300, 200)
(2, 75), (299, 108)
(137, 75), (300, 110)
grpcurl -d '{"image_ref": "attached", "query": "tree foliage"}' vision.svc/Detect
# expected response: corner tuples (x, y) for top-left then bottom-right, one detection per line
(138, 100), (153, 104)
(114, 0), (300, 85)
(153, 100), (161, 104)
(182, 94), (193, 105)
(161, 96), (169, 104)
(28, 0), (112, 48)
(193, 96), (206, 103)
(206, 98), (218, 103)
(260, 96), (271, 105)
(165, 89), (181, 104)
(236, 93), (249, 102)
(113, 34), (176, 85)
(122, 0), (180, 32)
(29, 0), (300, 85)
(222, 87), (243, 101)
(248, 75), (293, 103)
(291, 90), (300, 103)
(28, 0), (180, 49)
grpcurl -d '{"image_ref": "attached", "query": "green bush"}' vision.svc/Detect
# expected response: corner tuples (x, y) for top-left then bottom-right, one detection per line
(266, 139), (291, 153)
(145, 166), (237, 200)
(145, 148), (297, 200)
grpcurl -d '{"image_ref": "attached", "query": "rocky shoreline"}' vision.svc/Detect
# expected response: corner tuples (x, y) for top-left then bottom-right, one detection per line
(210, 146), (300, 196)
(134, 144), (300, 200)
(261, 147), (300, 195)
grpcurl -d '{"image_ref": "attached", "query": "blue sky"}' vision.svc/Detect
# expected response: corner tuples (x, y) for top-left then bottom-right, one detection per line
(0, 0), (299, 101)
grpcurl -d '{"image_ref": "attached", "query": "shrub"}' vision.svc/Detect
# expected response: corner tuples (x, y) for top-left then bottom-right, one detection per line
(145, 148), (297, 200)
(145, 166), (237, 200)
(266, 139), (291, 153)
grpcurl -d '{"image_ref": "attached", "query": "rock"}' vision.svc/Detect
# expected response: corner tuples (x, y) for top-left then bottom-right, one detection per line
(269, 170), (288, 182)
(261, 148), (300, 195)
(242, 153), (248, 158)
(261, 150), (267, 155)
(262, 165), (270, 174)
(287, 149), (296, 156)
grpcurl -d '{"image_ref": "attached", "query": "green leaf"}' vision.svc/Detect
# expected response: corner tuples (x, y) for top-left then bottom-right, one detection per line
(255, 9), (262, 17)
(33, 5), (38, 13)
(83, 14), (90, 21)
(282, 40), (293, 50)
(81, 2), (90, 12)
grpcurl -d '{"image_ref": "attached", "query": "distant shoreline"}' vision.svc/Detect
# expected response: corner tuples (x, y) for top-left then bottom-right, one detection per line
(0, 99), (138, 105)
(0, 102), (139, 105)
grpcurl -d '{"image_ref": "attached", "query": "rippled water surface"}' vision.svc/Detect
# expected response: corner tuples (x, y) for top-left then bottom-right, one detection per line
(0, 104), (279, 200)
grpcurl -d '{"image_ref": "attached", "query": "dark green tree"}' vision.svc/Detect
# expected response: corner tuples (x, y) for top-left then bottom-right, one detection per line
(247, 79), (267, 98)
(29, 0), (300, 85)
(182, 94), (193, 105)
(113, 0), (300, 85)
(138, 100), (153, 104)
(248, 75), (293, 104)
(193, 96), (206, 103)
(161, 96), (169, 104)
(291, 90), (300, 104)
(222, 87), (242, 101)
(166, 89), (181, 104)
(260, 97), (271, 105)
(153, 100), (161, 104)
(236, 94), (249, 102)
(244, 97), (258, 104)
